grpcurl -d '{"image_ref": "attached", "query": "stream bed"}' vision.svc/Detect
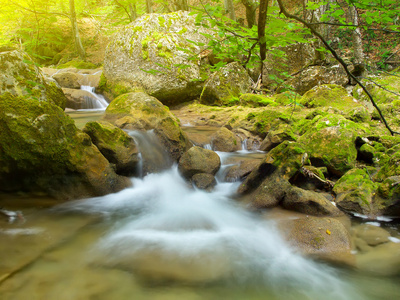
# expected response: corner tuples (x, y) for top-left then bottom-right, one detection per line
(1, 112), (400, 300)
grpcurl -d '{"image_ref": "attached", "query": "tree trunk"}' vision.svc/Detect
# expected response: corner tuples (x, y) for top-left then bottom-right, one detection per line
(69, 0), (85, 60)
(129, 3), (137, 22)
(174, 0), (189, 11)
(240, 0), (258, 28)
(349, 5), (365, 78)
(224, 0), (236, 21)
(146, 0), (153, 14)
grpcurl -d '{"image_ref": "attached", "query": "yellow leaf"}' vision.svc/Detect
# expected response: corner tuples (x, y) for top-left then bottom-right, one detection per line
(326, 229), (331, 235)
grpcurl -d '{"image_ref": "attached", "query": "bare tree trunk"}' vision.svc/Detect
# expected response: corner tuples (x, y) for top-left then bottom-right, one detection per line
(224, 0), (236, 21)
(146, 0), (153, 14)
(240, 0), (258, 28)
(174, 0), (189, 11)
(349, 5), (365, 77)
(69, 0), (85, 60)
(129, 2), (137, 22)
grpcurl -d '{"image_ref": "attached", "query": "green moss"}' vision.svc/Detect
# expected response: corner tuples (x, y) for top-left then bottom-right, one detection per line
(57, 59), (97, 69)
(239, 93), (277, 107)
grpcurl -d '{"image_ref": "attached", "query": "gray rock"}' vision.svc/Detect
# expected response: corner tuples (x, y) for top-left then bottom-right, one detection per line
(178, 146), (221, 179)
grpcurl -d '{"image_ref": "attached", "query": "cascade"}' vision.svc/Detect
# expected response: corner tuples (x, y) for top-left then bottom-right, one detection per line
(80, 85), (109, 110)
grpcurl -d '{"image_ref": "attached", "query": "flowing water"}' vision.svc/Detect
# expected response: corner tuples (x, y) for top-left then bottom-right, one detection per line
(1, 115), (400, 299)
(80, 86), (109, 110)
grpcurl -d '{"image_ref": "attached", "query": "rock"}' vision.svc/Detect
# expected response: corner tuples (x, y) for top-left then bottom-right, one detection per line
(178, 146), (221, 180)
(262, 42), (317, 90)
(103, 91), (191, 161)
(283, 216), (354, 266)
(259, 125), (297, 151)
(354, 75), (400, 105)
(352, 224), (391, 247)
(0, 93), (130, 199)
(348, 106), (370, 123)
(298, 118), (361, 176)
(286, 65), (348, 95)
(191, 173), (217, 191)
(52, 72), (81, 89)
(282, 186), (343, 216)
(200, 62), (253, 105)
(225, 159), (260, 182)
(333, 169), (377, 215)
(210, 127), (240, 152)
(232, 128), (262, 151)
(0, 50), (66, 109)
(377, 176), (400, 216)
(62, 88), (98, 109)
(238, 142), (306, 208)
(357, 143), (375, 164)
(239, 93), (277, 107)
(299, 84), (361, 110)
(103, 11), (212, 105)
(83, 121), (140, 176)
(356, 242), (400, 276)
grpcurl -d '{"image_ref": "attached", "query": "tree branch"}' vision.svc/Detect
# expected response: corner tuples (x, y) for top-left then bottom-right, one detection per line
(276, 0), (398, 136)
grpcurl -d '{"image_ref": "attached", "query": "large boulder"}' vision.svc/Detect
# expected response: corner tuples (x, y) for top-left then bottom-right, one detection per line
(103, 91), (191, 161)
(0, 50), (66, 109)
(103, 11), (212, 105)
(0, 93), (130, 199)
(285, 65), (348, 95)
(52, 72), (81, 89)
(200, 62), (252, 105)
(178, 146), (221, 180)
(83, 121), (140, 176)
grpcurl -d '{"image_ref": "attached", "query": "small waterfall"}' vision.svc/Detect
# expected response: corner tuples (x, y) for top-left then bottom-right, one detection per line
(80, 85), (109, 110)
(128, 130), (172, 176)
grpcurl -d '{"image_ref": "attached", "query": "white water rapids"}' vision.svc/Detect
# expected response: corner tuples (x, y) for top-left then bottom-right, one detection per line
(57, 161), (362, 300)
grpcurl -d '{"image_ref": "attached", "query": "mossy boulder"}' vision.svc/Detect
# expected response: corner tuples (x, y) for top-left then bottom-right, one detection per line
(299, 84), (361, 111)
(210, 127), (240, 152)
(333, 168), (378, 215)
(0, 50), (66, 109)
(298, 116), (363, 176)
(103, 11), (213, 105)
(354, 75), (400, 104)
(377, 176), (400, 215)
(103, 92), (191, 161)
(83, 121), (140, 176)
(52, 72), (81, 89)
(0, 93), (129, 199)
(200, 62), (252, 105)
(239, 93), (277, 107)
(56, 59), (98, 70)
(259, 125), (297, 151)
(178, 146), (221, 180)
(374, 151), (400, 181)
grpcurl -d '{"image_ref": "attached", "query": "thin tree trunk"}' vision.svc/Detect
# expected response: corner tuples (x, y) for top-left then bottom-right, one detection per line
(224, 0), (236, 21)
(349, 5), (365, 77)
(69, 0), (85, 60)
(240, 0), (258, 28)
(129, 3), (137, 21)
(146, 0), (153, 14)
(175, 0), (189, 11)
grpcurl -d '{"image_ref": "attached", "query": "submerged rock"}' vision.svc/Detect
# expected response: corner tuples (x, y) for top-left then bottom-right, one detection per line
(103, 11), (212, 105)
(83, 121), (140, 176)
(103, 91), (191, 162)
(178, 146), (221, 180)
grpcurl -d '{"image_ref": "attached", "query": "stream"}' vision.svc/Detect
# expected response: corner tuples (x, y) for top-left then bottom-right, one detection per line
(0, 111), (400, 300)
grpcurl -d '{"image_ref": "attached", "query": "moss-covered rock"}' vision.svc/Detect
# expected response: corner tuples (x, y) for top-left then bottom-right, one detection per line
(0, 93), (129, 199)
(259, 125), (297, 151)
(298, 116), (364, 176)
(299, 84), (361, 111)
(83, 121), (140, 176)
(354, 75), (400, 104)
(52, 72), (81, 89)
(0, 50), (66, 109)
(103, 91), (191, 161)
(333, 168), (378, 215)
(103, 11), (213, 105)
(200, 62), (252, 106)
(239, 93), (277, 107)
